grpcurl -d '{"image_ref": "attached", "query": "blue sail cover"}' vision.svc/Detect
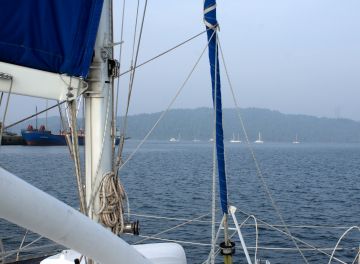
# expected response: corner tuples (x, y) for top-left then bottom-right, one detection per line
(204, 0), (228, 214)
(0, 0), (103, 77)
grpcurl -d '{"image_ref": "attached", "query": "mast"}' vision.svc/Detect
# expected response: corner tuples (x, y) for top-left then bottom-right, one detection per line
(84, 0), (114, 221)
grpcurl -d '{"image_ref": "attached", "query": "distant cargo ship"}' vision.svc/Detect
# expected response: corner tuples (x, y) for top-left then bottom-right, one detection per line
(21, 125), (119, 146)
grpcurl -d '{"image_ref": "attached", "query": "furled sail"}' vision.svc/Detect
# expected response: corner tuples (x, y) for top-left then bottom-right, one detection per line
(204, 0), (228, 214)
(0, 0), (103, 77)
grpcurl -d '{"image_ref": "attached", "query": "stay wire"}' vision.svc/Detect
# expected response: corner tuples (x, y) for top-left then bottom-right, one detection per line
(217, 38), (309, 264)
(114, 0), (126, 140)
(5, 101), (66, 130)
(116, 30), (216, 176)
(84, 31), (217, 221)
(237, 208), (347, 264)
(118, 29), (208, 77)
(327, 226), (360, 264)
(115, 0), (148, 174)
(0, 79), (13, 148)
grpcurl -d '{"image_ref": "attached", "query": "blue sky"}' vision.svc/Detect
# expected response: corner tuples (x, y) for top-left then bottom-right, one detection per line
(4, 0), (360, 124)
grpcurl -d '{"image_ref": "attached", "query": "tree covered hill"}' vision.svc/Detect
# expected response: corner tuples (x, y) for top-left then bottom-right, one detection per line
(13, 107), (360, 143)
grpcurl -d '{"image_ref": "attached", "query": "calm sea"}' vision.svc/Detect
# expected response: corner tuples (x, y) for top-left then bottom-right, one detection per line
(1, 141), (359, 263)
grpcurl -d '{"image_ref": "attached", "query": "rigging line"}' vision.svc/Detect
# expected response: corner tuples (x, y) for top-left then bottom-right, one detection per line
(239, 215), (259, 263)
(5, 100), (66, 130)
(217, 38), (309, 264)
(118, 29), (208, 77)
(136, 235), (211, 246)
(351, 248), (360, 264)
(130, 0), (141, 67)
(115, 0), (148, 172)
(85, 81), (113, 214)
(0, 79), (13, 147)
(0, 244), (60, 259)
(69, 99), (87, 215)
(126, 213), (356, 229)
(115, 30), (216, 175)
(211, 112), (217, 264)
(86, 30), (216, 228)
(114, 0), (126, 154)
(115, 0), (126, 117)
(0, 235), (43, 261)
(328, 226), (360, 264)
(140, 233), (358, 252)
(58, 101), (74, 158)
(16, 230), (29, 261)
(236, 208), (347, 264)
(134, 212), (212, 245)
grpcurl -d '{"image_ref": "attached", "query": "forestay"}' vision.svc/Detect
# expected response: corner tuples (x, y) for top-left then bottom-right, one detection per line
(204, 0), (228, 215)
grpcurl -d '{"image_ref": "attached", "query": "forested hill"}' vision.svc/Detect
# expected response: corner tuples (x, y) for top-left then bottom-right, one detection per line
(122, 108), (360, 142)
(18, 107), (360, 143)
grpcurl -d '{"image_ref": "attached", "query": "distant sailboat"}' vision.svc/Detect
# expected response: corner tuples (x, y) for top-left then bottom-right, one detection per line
(254, 132), (264, 144)
(292, 134), (300, 144)
(229, 133), (241, 143)
(169, 133), (181, 142)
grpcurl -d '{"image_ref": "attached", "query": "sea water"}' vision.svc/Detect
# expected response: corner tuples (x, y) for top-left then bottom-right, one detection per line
(0, 141), (359, 263)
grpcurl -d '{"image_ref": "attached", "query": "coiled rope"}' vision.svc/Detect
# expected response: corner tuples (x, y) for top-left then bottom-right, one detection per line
(96, 172), (127, 234)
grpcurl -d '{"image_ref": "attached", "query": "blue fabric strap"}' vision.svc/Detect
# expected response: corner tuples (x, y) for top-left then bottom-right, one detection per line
(204, 0), (228, 214)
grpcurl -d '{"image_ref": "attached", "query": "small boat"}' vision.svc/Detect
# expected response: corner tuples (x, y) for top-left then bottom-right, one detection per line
(229, 133), (241, 143)
(254, 132), (264, 144)
(169, 133), (181, 142)
(292, 134), (300, 144)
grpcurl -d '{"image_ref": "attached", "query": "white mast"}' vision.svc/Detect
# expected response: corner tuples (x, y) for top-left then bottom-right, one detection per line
(85, 0), (114, 221)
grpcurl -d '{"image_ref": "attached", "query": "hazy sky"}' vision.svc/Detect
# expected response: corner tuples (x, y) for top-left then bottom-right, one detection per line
(3, 0), (360, 124)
